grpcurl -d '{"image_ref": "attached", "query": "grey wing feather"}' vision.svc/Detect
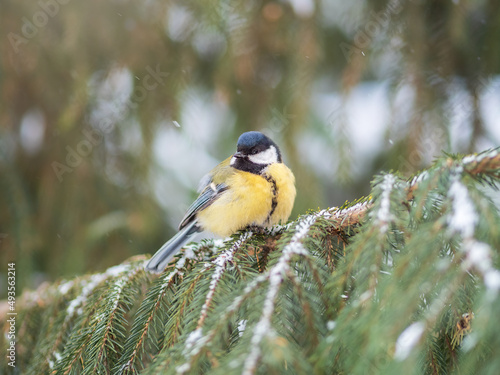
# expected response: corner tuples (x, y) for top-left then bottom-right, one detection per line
(146, 220), (199, 273)
(197, 172), (212, 193)
(178, 182), (228, 230)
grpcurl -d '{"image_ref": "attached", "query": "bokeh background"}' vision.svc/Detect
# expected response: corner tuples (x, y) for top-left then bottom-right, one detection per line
(1, 0), (499, 295)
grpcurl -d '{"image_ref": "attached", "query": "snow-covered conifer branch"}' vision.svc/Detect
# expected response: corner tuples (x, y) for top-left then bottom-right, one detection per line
(5, 148), (500, 375)
(447, 173), (500, 294)
(242, 213), (323, 375)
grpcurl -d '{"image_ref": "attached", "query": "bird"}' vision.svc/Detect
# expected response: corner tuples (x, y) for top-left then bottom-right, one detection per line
(146, 131), (296, 273)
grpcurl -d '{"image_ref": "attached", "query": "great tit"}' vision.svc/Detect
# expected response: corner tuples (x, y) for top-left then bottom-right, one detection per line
(146, 131), (296, 273)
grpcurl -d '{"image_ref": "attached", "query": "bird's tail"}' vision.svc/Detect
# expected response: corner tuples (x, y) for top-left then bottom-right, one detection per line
(146, 221), (200, 273)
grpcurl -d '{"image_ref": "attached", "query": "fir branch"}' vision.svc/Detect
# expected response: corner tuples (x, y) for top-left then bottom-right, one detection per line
(298, 254), (334, 321)
(283, 268), (320, 349)
(25, 279), (85, 374)
(14, 284), (66, 374)
(445, 173), (500, 294)
(450, 312), (473, 349)
(370, 173), (398, 235)
(53, 284), (110, 374)
(407, 147), (500, 200)
(52, 261), (147, 375)
(329, 200), (371, 231)
(82, 264), (144, 374)
(196, 232), (253, 329)
(7, 148), (500, 375)
(116, 272), (173, 374)
(462, 148), (500, 177)
(173, 232), (253, 374)
(116, 245), (209, 374)
(242, 211), (327, 375)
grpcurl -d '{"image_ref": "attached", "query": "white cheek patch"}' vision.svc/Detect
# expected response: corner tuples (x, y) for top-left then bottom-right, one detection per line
(248, 145), (278, 165)
(230, 156), (237, 166)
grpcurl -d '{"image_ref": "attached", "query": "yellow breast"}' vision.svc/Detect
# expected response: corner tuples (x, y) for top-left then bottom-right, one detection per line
(196, 163), (296, 237)
(264, 163), (296, 226)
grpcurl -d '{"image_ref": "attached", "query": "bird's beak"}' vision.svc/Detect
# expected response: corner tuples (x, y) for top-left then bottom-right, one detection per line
(233, 151), (244, 158)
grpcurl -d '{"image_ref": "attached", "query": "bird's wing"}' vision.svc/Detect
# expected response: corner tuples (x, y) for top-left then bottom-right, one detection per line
(178, 156), (233, 230)
(146, 220), (199, 272)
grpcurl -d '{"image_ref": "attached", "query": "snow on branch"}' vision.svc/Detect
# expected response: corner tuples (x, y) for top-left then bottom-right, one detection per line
(176, 232), (252, 375)
(173, 209), (340, 375)
(371, 173), (397, 234)
(65, 264), (130, 320)
(446, 173), (500, 294)
(394, 322), (425, 361)
(53, 262), (144, 374)
(407, 148), (500, 201)
(447, 177), (478, 239)
(462, 148), (500, 175)
(197, 231), (252, 328)
(8, 148), (500, 375)
(242, 211), (328, 375)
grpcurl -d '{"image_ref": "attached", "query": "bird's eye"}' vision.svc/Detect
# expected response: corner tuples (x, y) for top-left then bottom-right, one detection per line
(251, 149), (258, 155)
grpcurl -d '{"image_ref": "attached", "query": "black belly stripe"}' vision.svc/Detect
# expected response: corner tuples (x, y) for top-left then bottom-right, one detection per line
(262, 173), (278, 223)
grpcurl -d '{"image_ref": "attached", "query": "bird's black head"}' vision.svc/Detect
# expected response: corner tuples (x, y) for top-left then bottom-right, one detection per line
(231, 131), (282, 174)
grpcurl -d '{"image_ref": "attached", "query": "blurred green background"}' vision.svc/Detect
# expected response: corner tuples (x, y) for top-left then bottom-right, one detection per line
(1, 0), (499, 295)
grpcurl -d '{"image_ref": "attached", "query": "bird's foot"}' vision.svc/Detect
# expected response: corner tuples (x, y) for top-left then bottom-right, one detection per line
(246, 225), (266, 235)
